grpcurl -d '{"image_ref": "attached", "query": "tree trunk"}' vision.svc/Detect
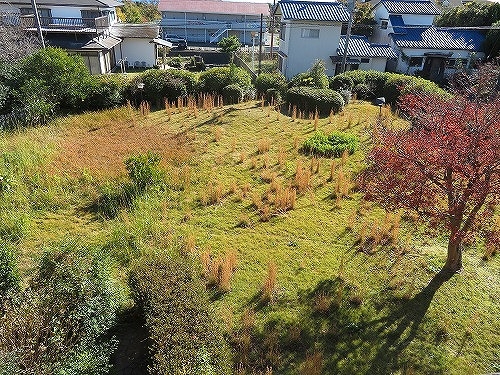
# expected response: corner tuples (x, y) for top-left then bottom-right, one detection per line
(444, 238), (462, 274)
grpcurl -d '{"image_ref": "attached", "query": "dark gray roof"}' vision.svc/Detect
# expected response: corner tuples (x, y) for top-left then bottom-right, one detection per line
(376, 0), (440, 15)
(83, 34), (121, 49)
(277, 1), (349, 22)
(111, 23), (159, 39)
(391, 26), (485, 50)
(0, 0), (122, 8)
(338, 35), (397, 58)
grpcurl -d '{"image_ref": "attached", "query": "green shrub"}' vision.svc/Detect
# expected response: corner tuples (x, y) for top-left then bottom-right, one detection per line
(0, 241), (122, 374)
(167, 69), (198, 94)
(83, 74), (128, 110)
(222, 84), (244, 104)
(96, 181), (135, 218)
(287, 86), (345, 115)
(352, 83), (374, 100)
(198, 65), (251, 94)
(136, 70), (188, 106)
(266, 88), (282, 104)
(255, 72), (287, 97)
(301, 131), (358, 157)
(289, 60), (330, 89)
(125, 151), (164, 192)
(0, 243), (19, 302)
(17, 47), (92, 111)
(129, 256), (232, 375)
(13, 78), (56, 126)
(382, 73), (445, 103)
(330, 75), (354, 91)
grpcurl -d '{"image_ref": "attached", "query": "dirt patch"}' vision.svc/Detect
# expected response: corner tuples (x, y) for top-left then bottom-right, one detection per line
(50, 118), (193, 177)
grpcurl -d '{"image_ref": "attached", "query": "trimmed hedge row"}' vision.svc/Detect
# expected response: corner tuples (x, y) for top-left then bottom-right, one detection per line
(129, 256), (232, 375)
(287, 86), (345, 115)
(329, 70), (448, 103)
(301, 131), (359, 157)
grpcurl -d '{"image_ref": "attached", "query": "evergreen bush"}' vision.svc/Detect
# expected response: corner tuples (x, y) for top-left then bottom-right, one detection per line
(222, 84), (244, 104)
(129, 256), (232, 375)
(287, 86), (345, 115)
(301, 132), (359, 157)
(255, 72), (287, 97)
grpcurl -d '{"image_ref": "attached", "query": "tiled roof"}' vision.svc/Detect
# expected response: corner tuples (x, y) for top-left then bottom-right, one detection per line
(388, 14), (406, 33)
(338, 35), (397, 58)
(377, 0), (440, 15)
(111, 23), (160, 39)
(158, 0), (270, 16)
(0, 0), (122, 7)
(278, 1), (350, 22)
(391, 26), (485, 50)
(83, 35), (121, 49)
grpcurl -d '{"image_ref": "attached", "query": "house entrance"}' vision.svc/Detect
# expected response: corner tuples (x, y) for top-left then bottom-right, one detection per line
(422, 54), (451, 82)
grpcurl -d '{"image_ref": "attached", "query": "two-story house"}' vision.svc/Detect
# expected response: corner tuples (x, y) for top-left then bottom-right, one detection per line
(0, 0), (172, 73)
(274, 0), (397, 79)
(158, 0), (270, 45)
(372, 0), (486, 81)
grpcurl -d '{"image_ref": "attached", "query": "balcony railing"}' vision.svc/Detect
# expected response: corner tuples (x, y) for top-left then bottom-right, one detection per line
(19, 14), (109, 34)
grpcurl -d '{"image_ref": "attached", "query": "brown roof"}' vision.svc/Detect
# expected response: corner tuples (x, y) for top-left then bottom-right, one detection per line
(158, 0), (270, 16)
(111, 23), (160, 39)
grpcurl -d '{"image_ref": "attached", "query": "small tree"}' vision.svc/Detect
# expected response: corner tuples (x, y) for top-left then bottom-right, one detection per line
(361, 63), (500, 275)
(218, 35), (241, 63)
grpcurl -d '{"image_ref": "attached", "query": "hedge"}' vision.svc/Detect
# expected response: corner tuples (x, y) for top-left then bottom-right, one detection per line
(254, 72), (287, 97)
(301, 131), (359, 157)
(198, 65), (251, 94)
(287, 86), (345, 115)
(129, 256), (232, 375)
(222, 84), (244, 104)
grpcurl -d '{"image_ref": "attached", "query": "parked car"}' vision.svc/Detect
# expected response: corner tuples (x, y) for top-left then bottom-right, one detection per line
(165, 34), (188, 49)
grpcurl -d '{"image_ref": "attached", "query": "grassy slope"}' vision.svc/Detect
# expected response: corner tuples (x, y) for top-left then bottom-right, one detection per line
(1, 101), (498, 374)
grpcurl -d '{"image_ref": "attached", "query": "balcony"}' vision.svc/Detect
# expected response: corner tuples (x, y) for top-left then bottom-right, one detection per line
(19, 14), (110, 35)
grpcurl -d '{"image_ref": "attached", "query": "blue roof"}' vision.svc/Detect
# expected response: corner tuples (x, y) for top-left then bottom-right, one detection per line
(391, 27), (486, 51)
(376, 0), (440, 15)
(388, 15), (406, 34)
(338, 35), (397, 58)
(278, 1), (350, 22)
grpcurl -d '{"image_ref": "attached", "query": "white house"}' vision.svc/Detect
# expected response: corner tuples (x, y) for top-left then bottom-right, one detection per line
(111, 23), (172, 68)
(274, 0), (350, 79)
(158, 0), (270, 44)
(0, 0), (172, 74)
(274, 0), (396, 79)
(371, 0), (486, 81)
(333, 35), (397, 74)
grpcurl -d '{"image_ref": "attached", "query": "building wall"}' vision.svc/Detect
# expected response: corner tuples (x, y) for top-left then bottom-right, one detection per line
(121, 38), (156, 67)
(161, 11), (262, 44)
(280, 20), (342, 79)
(361, 57), (387, 72)
(394, 47), (475, 74)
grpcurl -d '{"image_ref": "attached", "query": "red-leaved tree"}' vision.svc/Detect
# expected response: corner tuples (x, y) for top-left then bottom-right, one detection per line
(361, 63), (500, 274)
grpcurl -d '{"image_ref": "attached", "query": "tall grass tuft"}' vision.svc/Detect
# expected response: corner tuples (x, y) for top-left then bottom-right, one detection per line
(294, 160), (311, 194)
(262, 261), (277, 303)
(257, 139), (271, 154)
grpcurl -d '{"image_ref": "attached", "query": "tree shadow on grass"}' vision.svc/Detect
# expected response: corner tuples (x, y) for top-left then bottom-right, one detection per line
(235, 270), (451, 375)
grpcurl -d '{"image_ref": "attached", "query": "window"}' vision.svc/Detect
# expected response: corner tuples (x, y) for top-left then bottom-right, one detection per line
(280, 23), (286, 40)
(361, 58), (370, 63)
(81, 10), (101, 20)
(20, 7), (51, 18)
(381, 19), (388, 29)
(301, 28), (320, 38)
(409, 57), (423, 67)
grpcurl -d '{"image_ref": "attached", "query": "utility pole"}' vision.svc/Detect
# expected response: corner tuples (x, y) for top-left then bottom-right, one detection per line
(340, 0), (355, 74)
(258, 13), (263, 75)
(270, 0), (275, 59)
(30, 0), (45, 48)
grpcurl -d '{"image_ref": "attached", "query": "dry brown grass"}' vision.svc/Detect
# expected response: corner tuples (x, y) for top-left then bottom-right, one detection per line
(277, 147), (286, 167)
(50, 107), (191, 177)
(294, 160), (311, 194)
(214, 126), (223, 142)
(313, 292), (332, 314)
(310, 157), (320, 174)
(274, 186), (296, 213)
(239, 151), (246, 164)
(257, 138), (271, 154)
(262, 261), (277, 303)
(181, 233), (196, 255)
(201, 249), (238, 291)
(260, 204), (272, 222)
(250, 157), (258, 169)
(200, 181), (224, 206)
(301, 351), (323, 375)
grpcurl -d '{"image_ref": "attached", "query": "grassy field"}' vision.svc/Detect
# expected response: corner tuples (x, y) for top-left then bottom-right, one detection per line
(1, 100), (498, 374)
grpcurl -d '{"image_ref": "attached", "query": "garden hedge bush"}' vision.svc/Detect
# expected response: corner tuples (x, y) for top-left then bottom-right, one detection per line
(330, 75), (354, 91)
(130, 256), (232, 375)
(382, 73), (447, 103)
(289, 60), (330, 89)
(254, 72), (287, 97)
(287, 86), (345, 115)
(301, 131), (359, 157)
(198, 65), (251, 94)
(222, 84), (244, 104)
